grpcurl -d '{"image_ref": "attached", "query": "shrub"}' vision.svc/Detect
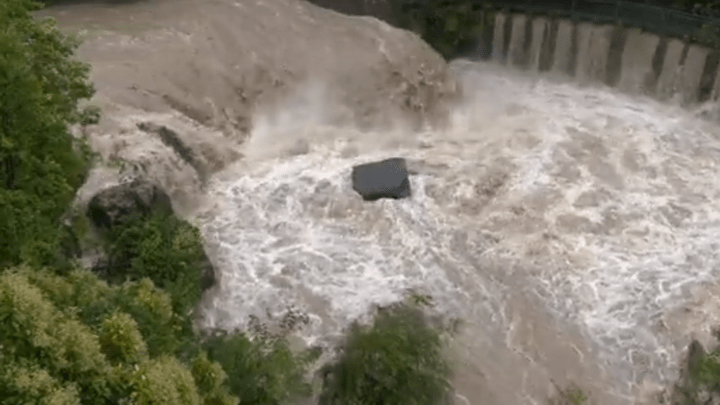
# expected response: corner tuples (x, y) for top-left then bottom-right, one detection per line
(19, 266), (193, 359)
(113, 277), (191, 358)
(105, 212), (208, 317)
(201, 326), (319, 405)
(317, 303), (452, 405)
(99, 311), (149, 366)
(131, 355), (203, 405)
(396, 0), (488, 59)
(190, 351), (240, 405)
(550, 384), (589, 405)
(0, 266), (238, 405)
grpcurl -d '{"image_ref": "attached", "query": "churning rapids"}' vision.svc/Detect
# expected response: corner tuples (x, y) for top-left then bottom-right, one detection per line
(192, 60), (720, 404)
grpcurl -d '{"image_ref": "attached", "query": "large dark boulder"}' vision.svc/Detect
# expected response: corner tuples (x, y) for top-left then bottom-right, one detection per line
(87, 178), (174, 230)
(351, 158), (411, 201)
(86, 178), (217, 293)
(198, 257), (216, 292)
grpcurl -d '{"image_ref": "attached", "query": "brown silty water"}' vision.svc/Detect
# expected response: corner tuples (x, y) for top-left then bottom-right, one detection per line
(43, 2), (720, 404)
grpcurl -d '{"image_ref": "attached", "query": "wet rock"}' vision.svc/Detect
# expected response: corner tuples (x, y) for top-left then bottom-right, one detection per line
(87, 178), (174, 230)
(87, 178), (216, 292)
(688, 339), (706, 372)
(137, 121), (208, 182)
(351, 158), (411, 201)
(669, 339), (720, 405)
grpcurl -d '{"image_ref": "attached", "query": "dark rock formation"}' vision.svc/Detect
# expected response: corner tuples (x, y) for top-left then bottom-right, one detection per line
(688, 339), (706, 373)
(86, 178), (216, 292)
(137, 121), (209, 183)
(198, 256), (216, 292)
(668, 339), (720, 405)
(87, 178), (173, 230)
(351, 158), (411, 201)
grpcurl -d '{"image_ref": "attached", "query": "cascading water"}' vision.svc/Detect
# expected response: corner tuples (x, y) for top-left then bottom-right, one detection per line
(194, 60), (720, 404)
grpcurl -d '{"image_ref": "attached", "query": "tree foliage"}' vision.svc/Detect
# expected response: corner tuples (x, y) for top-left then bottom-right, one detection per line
(0, 267), (239, 405)
(201, 326), (319, 405)
(0, 0), (97, 268)
(397, 0), (490, 59)
(104, 212), (208, 317)
(131, 356), (203, 405)
(318, 303), (452, 405)
(99, 312), (149, 366)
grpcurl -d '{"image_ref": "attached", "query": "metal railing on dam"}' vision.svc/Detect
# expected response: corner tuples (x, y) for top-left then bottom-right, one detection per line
(482, 0), (720, 40)
(398, 0), (720, 44)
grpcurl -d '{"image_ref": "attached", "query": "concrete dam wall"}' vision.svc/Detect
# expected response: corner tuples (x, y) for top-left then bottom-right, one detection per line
(489, 12), (720, 112)
(305, 0), (720, 116)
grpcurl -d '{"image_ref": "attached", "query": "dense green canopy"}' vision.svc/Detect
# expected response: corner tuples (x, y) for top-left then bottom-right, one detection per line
(0, 0), (97, 268)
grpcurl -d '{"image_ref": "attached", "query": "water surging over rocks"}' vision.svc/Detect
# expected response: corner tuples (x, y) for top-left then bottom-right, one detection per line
(194, 62), (720, 404)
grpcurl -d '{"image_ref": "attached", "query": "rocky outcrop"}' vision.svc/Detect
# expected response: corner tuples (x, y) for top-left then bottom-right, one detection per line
(352, 158), (411, 201)
(85, 177), (216, 292)
(136, 121), (211, 184)
(87, 178), (174, 230)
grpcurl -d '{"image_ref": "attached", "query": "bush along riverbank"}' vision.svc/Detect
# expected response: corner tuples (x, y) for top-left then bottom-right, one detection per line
(395, 0), (496, 60)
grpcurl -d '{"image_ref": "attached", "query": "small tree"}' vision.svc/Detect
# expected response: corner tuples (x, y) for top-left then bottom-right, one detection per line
(131, 356), (203, 405)
(105, 213), (209, 317)
(201, 326), (319, 405)
(318, 303), (452, 405)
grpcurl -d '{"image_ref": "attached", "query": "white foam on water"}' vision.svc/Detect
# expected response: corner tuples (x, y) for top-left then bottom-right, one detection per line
(194, 60), (720, 400)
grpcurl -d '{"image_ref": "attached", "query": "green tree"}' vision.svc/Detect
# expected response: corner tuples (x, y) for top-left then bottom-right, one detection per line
(396, 0), (487, 59)
(190, 351), (240, 405)
(0, 266), (239, 405)
(201, 326), (319, 405)
(0, 0), (97, 269)
(131, 356), (203, 405)
(99, 312), (149, 366)
(0, 268), (116, 403)
(22, 265), (191, 359)
(318, 303), (452, 405)
(105, 213), (208, 318)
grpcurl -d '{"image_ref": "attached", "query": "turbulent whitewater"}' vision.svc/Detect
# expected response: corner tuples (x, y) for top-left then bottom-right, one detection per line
(192, 60), (720, 404)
